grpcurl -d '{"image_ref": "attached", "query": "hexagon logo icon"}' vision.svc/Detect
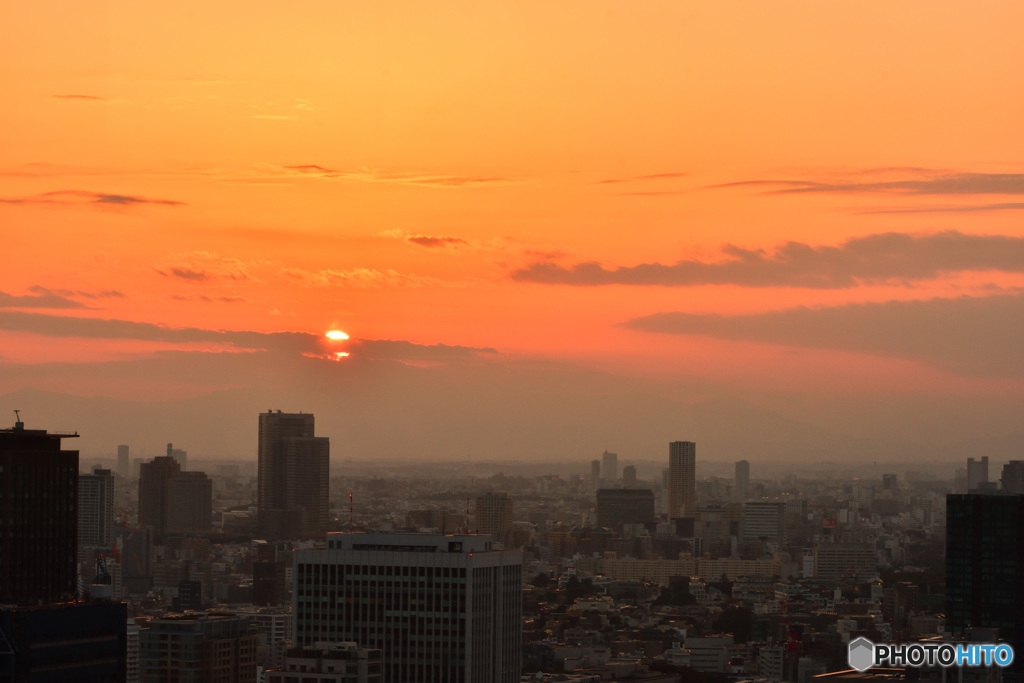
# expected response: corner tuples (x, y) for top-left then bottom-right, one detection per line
(848, 637), (875, 672)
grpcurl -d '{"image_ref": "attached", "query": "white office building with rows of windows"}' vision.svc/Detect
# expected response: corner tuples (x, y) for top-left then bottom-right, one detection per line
(294, 533), (522, 683)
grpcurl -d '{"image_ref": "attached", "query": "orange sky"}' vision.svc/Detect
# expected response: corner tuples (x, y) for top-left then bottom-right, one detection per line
(4, 0), (1024, 406)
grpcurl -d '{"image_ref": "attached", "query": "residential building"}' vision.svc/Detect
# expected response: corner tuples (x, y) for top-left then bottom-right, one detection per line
(79, 466), (116, 548)
(257, 410), (330, 540)
(474, 492), (513, 544)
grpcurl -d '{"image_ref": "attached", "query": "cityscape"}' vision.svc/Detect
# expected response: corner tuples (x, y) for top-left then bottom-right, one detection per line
(2, 411), (1023, 682)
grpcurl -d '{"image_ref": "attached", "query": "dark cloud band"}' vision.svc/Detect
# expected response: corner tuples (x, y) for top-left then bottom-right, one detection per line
(512, 231), (1024, 289)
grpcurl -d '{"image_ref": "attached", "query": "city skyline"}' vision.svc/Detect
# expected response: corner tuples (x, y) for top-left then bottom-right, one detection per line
(3, 3), (1024, 464)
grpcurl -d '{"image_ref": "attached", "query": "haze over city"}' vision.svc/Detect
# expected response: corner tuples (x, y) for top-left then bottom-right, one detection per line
(3, 2), (1024, 464)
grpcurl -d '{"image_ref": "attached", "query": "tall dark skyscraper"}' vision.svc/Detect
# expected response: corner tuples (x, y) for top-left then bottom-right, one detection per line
(257, 410), (330, 541)
(0, 416), (79, 604)
(946, 493), (1024, 677)
(668, 441), (696, 519)
(138, 455), (182, 540)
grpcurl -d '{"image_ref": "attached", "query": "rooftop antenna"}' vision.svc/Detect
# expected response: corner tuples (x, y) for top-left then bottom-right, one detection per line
(348, 492), (354, 531)
(13, 410), (23, 430)
(466, 497), (471, 534)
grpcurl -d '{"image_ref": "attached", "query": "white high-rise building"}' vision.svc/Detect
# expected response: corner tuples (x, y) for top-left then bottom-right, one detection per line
(668, 441), (696, 518)
(294, 533), (521, 683)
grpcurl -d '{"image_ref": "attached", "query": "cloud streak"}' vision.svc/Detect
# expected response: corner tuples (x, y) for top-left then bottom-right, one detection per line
(0, 190), (184, 207)
(862, 202), (1024, 215)
(711, 172), (1024, 196)
(406, 235), (468, 248)
(0, 287), (124, 310)
(598, 172), (688, 184)
(622, 293), (1024, 377)
(511, 231), (1024, 289)
(281, 164), (514, 187)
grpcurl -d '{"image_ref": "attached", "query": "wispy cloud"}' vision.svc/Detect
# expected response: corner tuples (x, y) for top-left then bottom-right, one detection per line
(52, 94), (104, 101)
(512, 231), (1024, 289)
(0, 190), (184, 207)
(622, 292), (1024, 377)
(171, 294), (248, 303)
(711, 172), (1024, 196)
(159, 268), (209, 281)
(281, 266), (446, 288)
(0, 286), (124, 310)
(0, 289), (84, 310)
(155, 253), (252, 283)
(598, 172), (688, 184)
(279, 164), (514, 187)
(406, 235), (468, 248)
(862, 202), (1024, 215)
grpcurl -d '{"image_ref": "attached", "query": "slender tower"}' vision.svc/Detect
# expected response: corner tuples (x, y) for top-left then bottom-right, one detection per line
(668, 441), (696, 519)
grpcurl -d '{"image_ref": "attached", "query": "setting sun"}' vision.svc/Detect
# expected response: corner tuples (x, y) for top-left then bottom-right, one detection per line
(325, 331), (350, 341)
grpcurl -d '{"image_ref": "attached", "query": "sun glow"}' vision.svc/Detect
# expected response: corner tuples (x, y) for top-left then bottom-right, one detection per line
(325, 330), (349, 340)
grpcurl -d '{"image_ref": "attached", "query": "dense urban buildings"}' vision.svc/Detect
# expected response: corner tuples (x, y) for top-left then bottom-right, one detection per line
(257, 410), (330, 540)
(294, 533), (522, 683)
(667, 441), (696, 519)
(0, 417), (79, 604)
